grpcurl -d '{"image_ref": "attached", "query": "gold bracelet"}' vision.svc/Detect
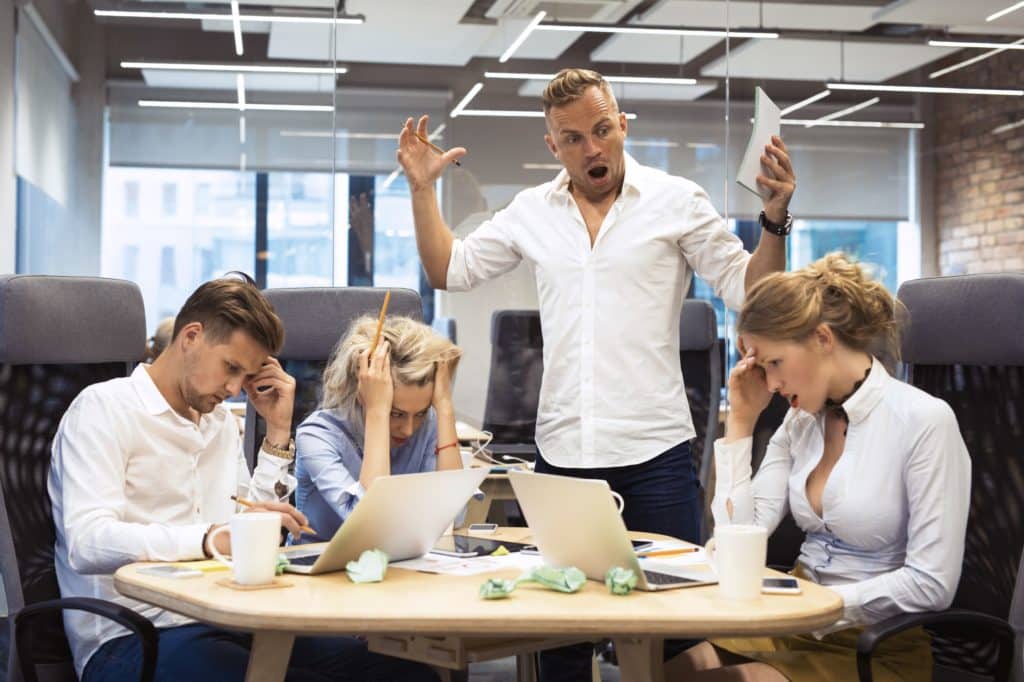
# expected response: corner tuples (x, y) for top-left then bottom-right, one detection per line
(261, 436), (295, 460)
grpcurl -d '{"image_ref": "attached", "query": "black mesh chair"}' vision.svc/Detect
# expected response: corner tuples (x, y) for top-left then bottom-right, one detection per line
(0, 275), (157, 682)
(243, 287), (423, 471)
(480, 310), (543, 461)
(854, 273), (1024, 682)
(678, 300), (722, 543)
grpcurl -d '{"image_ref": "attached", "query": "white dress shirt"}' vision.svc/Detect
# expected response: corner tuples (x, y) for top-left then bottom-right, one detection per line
(447, 153), (751, 467)
(48, 364), (292, 676)
(711, 358), (971, 629)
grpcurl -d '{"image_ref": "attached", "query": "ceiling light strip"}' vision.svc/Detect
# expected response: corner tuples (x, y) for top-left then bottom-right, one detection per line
(929, 38), (1024, 79)
(230, 0), (243, 55)
(779, 90), (830, 116)
(499, 10), (547, 63)
(450, 82), (484, 118)
(94, 10), (363, 24)
(485, 71), (698, 85)
(457, 109), (637, 119)
(138, 100), (333, 112)
(122, 61), (348, 75)
(782, 118), (924, 129)
(535, 22), (777, 39)
(827, 82), (1023, 96)
(239, 116), (246, 144)
(236, 75), (246, 110)
(987, 1), (1024, 21)
(929, 39), (1024, 51)
(806, 97), (879, 128)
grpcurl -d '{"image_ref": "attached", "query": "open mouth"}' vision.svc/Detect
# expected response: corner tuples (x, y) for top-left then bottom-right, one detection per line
(587, 165), (609, 180)
(788, 395), (799, 409)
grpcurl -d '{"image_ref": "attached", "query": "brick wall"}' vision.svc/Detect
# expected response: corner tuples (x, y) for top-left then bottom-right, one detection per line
(933, 50), (1024, 274)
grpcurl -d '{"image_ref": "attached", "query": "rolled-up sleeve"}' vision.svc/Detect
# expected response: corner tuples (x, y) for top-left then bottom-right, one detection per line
(676, 190), (751, 311)
(446, 205), (523, 292)
(296, 423), (366, 523)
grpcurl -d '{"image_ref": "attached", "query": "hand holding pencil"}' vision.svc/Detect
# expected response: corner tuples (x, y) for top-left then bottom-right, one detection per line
(397, 114), (467, 192)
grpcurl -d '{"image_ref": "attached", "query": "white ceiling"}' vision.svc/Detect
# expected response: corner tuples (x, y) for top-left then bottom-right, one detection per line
(874, 0), (1024, 36)
(701, 38), (961, 82)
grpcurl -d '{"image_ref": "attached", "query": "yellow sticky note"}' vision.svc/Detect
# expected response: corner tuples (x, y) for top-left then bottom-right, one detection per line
(172, 560), (229, 573)
(490, 545), (510, 556)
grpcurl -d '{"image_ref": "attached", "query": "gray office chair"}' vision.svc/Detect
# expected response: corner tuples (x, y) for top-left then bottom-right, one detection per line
(480, 310), (543, 461)
(243, 287), (423, 471)
(854, 273), (1024, 682)
(0, 275), (156, 682)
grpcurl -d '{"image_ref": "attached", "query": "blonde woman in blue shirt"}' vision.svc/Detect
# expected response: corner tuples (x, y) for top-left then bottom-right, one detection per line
(669, 253), (971, 682)
(296, 316), (463, 542)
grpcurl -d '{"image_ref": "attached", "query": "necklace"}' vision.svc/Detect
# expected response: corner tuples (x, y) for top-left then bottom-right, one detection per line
(824, 365), (872, 436)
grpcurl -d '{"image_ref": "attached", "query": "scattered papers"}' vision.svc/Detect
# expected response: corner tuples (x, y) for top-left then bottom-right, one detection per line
(516, 566), (587, 593)
(393, 551), (544, 576)
(346, 549), (389, 583)
(479, 578), (516, 599)
(605, 567), (638, 595)
(736, 86), (781, 200)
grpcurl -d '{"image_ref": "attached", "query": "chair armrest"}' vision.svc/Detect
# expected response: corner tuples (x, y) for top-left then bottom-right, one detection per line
(14, 596), (158, 682)
(856, 609), (1014, 682)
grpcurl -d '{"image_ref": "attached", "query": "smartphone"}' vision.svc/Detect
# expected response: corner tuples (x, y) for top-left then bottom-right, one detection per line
(761, 577), (802, 594)
(137, 564), (203, 579)
(433, 535), (530, 557)
(468, 523), (498, 534)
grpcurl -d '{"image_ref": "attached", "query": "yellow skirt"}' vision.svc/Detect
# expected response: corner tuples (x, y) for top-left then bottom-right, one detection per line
(712, 626), (932, 682)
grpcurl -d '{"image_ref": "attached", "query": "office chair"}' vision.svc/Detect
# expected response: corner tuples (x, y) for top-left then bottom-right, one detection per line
(480, 310), (543, 461)
(0, 275), (156, 682)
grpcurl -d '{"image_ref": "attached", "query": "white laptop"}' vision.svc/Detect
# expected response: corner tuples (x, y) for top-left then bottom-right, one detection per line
(283, 467), (488, 574)
(508, 470), (716, 591)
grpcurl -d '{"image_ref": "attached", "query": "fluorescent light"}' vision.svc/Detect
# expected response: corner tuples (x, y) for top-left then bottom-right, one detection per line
(230, 0), (243, 55)
(782, 118), (924, 129)
(929, 39), (1024, 51)
(988, 1), (1024, 21)
(625, 139), (680, 148)
(450, 82), (484, 118)
(122, 61), (348, 75)
(240, 152), (247, 172)
(523, 163), (562, 170)
(458, 109), (637, 119)
(806, 97), (879, 128)
(485, 71), (698, 86)
(930, 38), (1024, 79)
(499, 10), (546, 63)
(239, 116), (246, 144)
(236, 75), (246, 110)
(827, 82), (1023, 96)
(535, 22), (777, 39)
(280, 130), (396, 139)
(993, 119), (1024, 134)
(138, 100), (333, 112)
(779, 90), (830, 116)
(686, 142), (719, 149)
(94, 10), (364, 24)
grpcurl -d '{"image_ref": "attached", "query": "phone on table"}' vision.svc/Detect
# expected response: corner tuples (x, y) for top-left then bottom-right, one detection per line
(522, 539), (653, 556)
(761, 577), (802, 594)
(137, 564), (203, 579)
(468, 523), (498, 534)
(431, 535), (530, 558)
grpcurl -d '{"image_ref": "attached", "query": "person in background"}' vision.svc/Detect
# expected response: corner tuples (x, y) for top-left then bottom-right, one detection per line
(668, 253), (970, 682)
(143, 316), (175, 363)
(295, 315), (463, 542)
(50, 273), (437, 682)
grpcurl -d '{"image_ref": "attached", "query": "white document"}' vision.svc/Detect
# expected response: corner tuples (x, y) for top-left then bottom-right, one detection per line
(391, 552), (543, 576)
(736, 87), (781, 200)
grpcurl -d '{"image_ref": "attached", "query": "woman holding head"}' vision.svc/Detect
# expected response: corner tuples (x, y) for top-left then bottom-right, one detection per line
(670, 253), (970, 682)
(295, 315), (463, 542)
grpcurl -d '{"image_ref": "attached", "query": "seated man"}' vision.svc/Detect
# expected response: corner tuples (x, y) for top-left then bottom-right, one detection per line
(49, 273), (437, 682)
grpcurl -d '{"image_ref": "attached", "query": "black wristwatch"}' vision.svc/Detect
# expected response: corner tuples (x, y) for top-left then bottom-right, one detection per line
(759, 210), (793, 237)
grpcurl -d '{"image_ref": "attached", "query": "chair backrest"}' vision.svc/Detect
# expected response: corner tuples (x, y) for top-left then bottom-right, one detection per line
(0, 275), (145, 679)
(481, 310), (543, 446)
(678, 299), (721, 492)
(898, 272), (1024, 677)
(243, 287), (423, 470)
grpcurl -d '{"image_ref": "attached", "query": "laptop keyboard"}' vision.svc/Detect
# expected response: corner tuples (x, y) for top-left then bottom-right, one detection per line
(643, 569), (697, 586)
(286, 553), (322, 566)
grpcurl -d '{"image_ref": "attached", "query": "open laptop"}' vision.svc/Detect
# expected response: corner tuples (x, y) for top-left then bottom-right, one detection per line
(282, 467), (488, 574)
(508, 470), (717, 591)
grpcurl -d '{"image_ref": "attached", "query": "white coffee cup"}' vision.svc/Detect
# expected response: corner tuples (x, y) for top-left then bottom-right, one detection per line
(208, 512), (281, 585)
(705, 524), (768, 600)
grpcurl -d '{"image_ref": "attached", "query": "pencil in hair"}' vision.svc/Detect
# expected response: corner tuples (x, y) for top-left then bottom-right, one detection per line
(369, 290), (391, 357)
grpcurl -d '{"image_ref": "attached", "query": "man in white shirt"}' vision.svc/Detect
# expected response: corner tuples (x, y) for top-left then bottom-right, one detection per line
(49, 274), (437, 682)
(398, 68), (795, 680)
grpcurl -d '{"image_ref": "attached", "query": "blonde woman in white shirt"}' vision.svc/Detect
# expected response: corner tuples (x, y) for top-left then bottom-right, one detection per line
(668, 253), (971, 682)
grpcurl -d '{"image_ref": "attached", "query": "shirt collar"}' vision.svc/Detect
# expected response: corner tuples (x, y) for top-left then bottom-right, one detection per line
(837, 356), (889, 425)
(132, 364), (173, 416)
(543, 151), (645, 203)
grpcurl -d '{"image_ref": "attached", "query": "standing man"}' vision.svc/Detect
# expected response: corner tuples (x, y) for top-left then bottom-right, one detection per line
(49, 273), (437, 682)
(398, 67), (795, 676)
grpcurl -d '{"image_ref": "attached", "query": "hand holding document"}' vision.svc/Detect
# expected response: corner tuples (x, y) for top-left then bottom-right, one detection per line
(737, 87), (782, 200)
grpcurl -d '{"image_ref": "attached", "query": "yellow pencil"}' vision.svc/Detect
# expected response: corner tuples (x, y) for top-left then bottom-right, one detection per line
(231, 495), (316, 536)
(636, 547), (700, 559)
(369, 290), (391, 357)
(415, 132), (462, 167)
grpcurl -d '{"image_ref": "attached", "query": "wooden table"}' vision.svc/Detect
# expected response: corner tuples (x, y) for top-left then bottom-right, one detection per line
(114, 528), (842, 682)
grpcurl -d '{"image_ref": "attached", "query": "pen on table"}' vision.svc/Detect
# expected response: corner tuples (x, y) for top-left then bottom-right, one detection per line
(414, 132), (462, 167)
(368, 290), (391, 357)
(636, 547), (700, 559)
(231, 495), (316, 536)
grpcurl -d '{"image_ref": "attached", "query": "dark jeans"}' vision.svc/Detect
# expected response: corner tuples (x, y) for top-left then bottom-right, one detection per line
(533, 439), (703, 682)
(82, 622), (438, 682)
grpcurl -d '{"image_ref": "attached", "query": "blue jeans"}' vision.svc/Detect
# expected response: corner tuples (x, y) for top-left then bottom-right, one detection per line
(82, 623), (438, 682)
(533, 440), (702, 682)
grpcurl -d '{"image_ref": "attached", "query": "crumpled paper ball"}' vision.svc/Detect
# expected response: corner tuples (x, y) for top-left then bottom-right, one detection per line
(345, 549), (389, 583)
(479, 578), (517, 599)
(604, 567), (638, 595)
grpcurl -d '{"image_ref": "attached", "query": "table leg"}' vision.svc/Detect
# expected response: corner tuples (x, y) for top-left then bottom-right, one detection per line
(515, 651), (538, 682)
(245, 631), (296, 682)
(612, 637), (664, 682)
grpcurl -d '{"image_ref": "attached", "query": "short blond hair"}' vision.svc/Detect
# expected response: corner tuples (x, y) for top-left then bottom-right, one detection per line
(320, 315), (461, 419)
(542, 68), (617, 113)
